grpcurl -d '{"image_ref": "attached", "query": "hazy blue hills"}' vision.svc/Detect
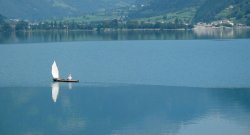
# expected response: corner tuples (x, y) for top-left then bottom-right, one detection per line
(0, 14), (6, 21)
(0, 0), (249, 25)
(0, 0), (135, 20)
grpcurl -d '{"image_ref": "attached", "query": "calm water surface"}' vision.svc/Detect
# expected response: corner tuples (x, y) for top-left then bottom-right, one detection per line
(0, 35), (250, 135)
(0, 85), (250, 135)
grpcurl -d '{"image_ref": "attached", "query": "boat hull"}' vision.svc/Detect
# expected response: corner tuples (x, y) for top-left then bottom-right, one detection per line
(53, 78), (79, 83)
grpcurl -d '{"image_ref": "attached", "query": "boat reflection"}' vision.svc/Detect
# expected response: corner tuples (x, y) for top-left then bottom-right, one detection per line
(68, 83), (73, 90)
(51, 82), (60, 103)
(51, 82), (74, 102)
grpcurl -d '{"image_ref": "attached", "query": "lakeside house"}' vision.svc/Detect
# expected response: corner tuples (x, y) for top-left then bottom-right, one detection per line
(194, 20), (249, 29)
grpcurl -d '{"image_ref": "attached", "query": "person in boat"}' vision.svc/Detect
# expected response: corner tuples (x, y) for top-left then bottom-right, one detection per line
(67, 73), (72, 80)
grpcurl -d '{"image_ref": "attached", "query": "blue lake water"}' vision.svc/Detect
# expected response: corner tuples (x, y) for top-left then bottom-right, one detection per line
(0, 40), (250, 87)
(0, 39), (250, 135)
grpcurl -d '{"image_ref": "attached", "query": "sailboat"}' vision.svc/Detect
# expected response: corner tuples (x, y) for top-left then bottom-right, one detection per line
(51, 61), (79, 82)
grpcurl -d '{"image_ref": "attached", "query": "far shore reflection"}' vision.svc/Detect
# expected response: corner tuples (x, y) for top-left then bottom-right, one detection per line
(1, 29), (250, 44)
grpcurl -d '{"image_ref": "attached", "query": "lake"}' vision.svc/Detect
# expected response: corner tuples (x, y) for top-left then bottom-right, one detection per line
(0, 30), (250, 135)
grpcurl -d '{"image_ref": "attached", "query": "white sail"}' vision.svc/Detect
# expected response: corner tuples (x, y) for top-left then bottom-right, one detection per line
(52, 82), (59, 102)
(52, 61), (59, 79)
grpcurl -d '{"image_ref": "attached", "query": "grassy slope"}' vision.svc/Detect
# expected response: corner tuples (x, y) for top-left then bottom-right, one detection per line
(0, 0), (135, 20)
(134, 7), (197, 23)
(60, 7), (197, 24)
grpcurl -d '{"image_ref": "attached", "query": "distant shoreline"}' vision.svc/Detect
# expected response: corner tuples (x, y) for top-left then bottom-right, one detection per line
(1, 25), (250, 33)
(2, 27), (248, 33)
(0, 29), (192, 33)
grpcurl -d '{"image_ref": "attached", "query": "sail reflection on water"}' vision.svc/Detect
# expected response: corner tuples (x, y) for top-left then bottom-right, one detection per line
(51, 82), (74, 102)
(51, 82), (60, 103)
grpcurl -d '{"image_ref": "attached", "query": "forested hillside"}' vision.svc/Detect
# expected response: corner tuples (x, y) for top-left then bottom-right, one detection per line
(214, 0), (250, 25)
(129, 0), (205, 18)
(0, 0), (135, 20)
(0, 14), (6, 22)
(193, 0), (250, 22)
(130, 0), (250, 23)
(0, 0), (249, 24)
(0, 14), (12, 32)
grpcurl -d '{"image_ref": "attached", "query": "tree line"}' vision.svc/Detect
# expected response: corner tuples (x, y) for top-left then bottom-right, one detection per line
(0, 18), (193, 32)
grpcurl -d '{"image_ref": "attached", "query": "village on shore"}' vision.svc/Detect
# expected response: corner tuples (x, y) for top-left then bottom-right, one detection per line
(1, 17), (250, 32)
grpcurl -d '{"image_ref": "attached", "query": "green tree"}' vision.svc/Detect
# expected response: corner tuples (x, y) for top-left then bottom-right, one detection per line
(1, 22), (12, 32)
(110, 19), (118, 29)
(246, 18), (250, 26)
(127, 21), (139, 29)
(15, 21), (28, 31)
